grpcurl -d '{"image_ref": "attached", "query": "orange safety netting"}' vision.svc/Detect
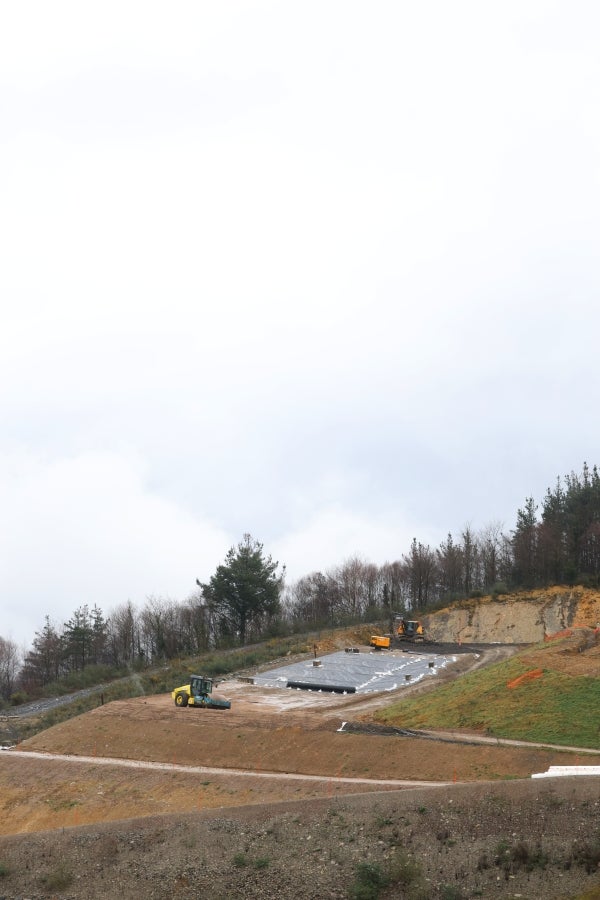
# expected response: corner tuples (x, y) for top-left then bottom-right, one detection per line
(506, 668), (544, 689)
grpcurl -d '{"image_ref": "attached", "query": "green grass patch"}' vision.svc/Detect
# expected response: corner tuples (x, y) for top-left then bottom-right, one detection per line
(375, 650), (600, 747)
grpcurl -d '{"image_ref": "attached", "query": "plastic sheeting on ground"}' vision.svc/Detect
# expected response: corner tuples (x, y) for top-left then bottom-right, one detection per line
(252, 649), (457, 694)
(532, 766), (600, 778)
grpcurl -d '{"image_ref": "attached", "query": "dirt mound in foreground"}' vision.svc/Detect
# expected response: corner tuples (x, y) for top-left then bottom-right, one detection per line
(2, 777), (600, 899)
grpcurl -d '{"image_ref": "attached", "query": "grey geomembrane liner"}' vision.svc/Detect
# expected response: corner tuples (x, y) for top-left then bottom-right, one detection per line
(253, 649), (457, 694)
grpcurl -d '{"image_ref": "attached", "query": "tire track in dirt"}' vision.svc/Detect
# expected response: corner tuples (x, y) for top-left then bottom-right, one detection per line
(7, 749), (451, 788)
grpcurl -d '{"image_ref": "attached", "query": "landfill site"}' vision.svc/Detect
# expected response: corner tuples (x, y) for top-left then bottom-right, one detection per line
(2, 606), (600, 898)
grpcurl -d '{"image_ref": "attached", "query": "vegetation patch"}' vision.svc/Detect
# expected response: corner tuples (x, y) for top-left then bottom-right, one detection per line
(349, 850), (427, 900)
(375, 645), (600, 747)
(40, 862), (73, 890)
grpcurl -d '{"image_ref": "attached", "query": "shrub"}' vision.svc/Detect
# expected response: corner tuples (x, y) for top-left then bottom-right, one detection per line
(349, 862), (389, 899)
(572, 835), (600, 874)
(441, 887), (464, 900)
(494, 839), (548, 874)
(9, 691), (28, 707)
(388, 850), (425, 890)
(40, 863), (73, 890)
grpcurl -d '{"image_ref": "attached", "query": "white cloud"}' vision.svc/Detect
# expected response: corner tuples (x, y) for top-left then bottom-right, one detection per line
(0, 451), (230, 645)
(1, 2), (600, 646)
(272, 506), (441, 583)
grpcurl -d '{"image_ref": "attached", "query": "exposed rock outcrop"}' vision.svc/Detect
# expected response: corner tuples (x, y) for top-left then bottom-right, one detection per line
(423, 586), (600, 644)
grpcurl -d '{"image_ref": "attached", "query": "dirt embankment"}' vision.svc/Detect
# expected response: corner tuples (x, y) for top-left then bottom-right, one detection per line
(16, 686), (596, 800)
(2, 772), (600, 899)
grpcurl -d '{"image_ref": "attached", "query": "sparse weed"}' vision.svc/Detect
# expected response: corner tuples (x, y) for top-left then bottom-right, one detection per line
(388, 849), (425, 891)
(375, 816), (393, 827)
(571, 833), (600, 873)
(440, 887), (464, 900)
(494, 839), (548, 874)
(436, 829), (456, 847)
(476, 851), (490, 871)
(40, 862), (73, 890)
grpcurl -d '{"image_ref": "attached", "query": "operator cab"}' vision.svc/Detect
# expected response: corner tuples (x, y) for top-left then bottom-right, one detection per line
(190, 675), (213, 696)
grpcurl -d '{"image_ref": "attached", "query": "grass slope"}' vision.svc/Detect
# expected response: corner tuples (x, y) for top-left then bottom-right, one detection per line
(375, 643), (600, 748)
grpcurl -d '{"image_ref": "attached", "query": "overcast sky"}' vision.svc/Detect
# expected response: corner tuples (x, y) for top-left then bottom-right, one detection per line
(2, 1), (599, 648)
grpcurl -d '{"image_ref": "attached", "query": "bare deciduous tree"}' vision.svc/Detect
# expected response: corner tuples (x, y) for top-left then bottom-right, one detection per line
(0, 636), (20, 701)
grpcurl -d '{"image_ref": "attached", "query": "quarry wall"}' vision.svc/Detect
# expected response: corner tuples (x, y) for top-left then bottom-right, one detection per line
(422, 586), (600, 644)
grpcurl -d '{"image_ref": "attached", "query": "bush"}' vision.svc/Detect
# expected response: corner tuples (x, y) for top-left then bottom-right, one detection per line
(350, 851), (426, 900)
(40, 863), (73, 890)
(491, 582), (509, 597)
(388, 850), (425, 890)
(441, 887), (464, 900)
(572, 835), (600, 873)
(9, 691), (28, 707)
(494, 839), (548, 874)
(349, 862), (389, 899)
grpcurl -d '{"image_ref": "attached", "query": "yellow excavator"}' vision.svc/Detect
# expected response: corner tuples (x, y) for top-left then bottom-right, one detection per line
(395, 617), (425, 643)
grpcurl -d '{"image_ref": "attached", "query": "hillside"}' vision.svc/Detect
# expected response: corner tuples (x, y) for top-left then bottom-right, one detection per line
(1, 594), (600, 898)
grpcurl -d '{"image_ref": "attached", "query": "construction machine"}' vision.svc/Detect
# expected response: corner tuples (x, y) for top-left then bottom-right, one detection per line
(370, 634), (391, 650)
(395, 617), (425, 643)
(171, 675), (231, 709)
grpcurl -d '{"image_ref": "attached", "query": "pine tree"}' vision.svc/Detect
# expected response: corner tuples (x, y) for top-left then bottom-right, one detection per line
(199, 534), (284, 645)
(512, 497), (538, 587)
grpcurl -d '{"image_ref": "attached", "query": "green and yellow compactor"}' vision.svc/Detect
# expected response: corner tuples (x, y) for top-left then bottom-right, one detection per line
(171, 675), (231, 709)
